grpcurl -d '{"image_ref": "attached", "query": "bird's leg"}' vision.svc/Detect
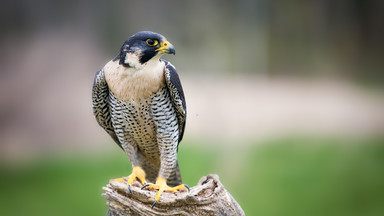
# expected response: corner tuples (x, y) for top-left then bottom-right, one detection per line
(144, 121), (189, 207)
(144, 177), (189, 208)
(111, 141), (148, 190)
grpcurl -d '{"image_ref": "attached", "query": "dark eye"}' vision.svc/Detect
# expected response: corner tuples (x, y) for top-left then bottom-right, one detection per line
(146, 39), (159, 46)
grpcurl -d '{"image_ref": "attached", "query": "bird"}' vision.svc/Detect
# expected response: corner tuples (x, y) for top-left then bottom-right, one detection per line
(92, 31), (188, 207)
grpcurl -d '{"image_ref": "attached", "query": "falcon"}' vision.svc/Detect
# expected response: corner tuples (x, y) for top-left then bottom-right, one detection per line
(92, 31), (188, 207)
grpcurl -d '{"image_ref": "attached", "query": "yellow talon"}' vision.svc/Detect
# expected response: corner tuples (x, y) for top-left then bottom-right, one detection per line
(166, 183), (189, 192)
(111, 166), (147, 192)
(111, 177), (125, 183)
(145, 177), (189, 208)
(127, 166), (147, 185)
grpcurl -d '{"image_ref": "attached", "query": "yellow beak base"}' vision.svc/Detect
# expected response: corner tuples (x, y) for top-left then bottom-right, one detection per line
(155, 41), (175, 55)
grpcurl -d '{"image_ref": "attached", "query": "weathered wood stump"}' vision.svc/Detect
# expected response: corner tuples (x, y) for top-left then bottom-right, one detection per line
(102, 174), (245, 215)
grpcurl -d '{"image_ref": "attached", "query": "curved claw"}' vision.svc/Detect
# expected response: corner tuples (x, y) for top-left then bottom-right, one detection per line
(184, 184), (190, 192)
(141, 184), (149, 190)
(151, 200), (157, 209)
(128, 184), (132, 193)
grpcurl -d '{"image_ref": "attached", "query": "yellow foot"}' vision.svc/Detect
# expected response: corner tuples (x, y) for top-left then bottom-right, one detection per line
(111, 177), (125, 183)
(112, 166), (147, 193)
(143, 177), (190, 208)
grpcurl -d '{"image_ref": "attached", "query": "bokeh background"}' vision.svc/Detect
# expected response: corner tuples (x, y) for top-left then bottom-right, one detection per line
(1, 0), (384, 215)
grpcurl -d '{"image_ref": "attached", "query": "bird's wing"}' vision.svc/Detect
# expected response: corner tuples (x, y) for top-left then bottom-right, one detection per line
(163, 60), (187, 144)
(92, 68), (122, 149)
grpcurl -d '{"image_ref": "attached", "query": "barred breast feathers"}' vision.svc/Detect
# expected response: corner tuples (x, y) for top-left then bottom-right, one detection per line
(104, 57), (165, 101)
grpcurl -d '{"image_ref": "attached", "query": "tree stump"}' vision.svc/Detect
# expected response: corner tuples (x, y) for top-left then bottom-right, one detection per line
(102, 174), (245, 215)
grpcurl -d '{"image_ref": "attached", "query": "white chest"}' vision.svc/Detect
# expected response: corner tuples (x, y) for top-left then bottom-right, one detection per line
(104, 59), (165, 101)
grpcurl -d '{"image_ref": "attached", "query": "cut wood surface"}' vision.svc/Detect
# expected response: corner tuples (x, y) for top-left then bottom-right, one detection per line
(102, 174), (245, 216)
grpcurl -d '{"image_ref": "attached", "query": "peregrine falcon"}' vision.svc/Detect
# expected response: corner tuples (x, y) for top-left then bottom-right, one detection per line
(92, 31), (188, 207)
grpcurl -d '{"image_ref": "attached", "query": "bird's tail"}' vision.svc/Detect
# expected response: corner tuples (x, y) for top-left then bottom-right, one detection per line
(167, 162), (182, 187)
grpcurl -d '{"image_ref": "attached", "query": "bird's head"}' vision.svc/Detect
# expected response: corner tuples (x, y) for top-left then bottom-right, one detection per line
(117, 31), (175, 68)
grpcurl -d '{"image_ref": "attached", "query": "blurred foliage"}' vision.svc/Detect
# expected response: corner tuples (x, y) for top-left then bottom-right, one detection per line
(237, 137), (384, 216)
(0, 137), (383, 216)
(1, 0), (383, 84)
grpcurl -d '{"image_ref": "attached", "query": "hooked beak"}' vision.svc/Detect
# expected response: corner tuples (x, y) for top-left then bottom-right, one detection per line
(155, 41), (175, 55)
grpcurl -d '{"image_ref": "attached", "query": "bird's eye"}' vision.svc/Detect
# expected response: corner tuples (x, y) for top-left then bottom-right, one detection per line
(146, 39), (159, 46)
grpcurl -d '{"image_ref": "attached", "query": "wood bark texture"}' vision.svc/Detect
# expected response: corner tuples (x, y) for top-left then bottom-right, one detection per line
(102, 174), (245, 216)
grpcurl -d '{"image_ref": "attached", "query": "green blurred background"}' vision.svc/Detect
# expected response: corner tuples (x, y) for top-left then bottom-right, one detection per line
(1, 0), (383, 215)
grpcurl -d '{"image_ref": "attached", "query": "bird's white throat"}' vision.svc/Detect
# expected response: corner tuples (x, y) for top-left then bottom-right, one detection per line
(124, 52), (143, 69)
(104, 56), (165, 101)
